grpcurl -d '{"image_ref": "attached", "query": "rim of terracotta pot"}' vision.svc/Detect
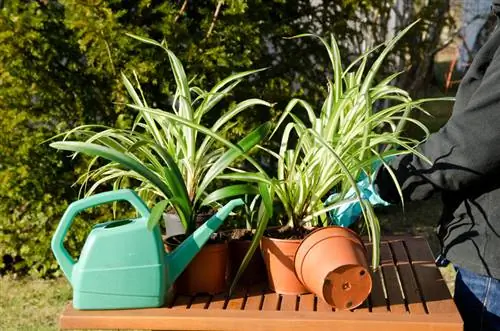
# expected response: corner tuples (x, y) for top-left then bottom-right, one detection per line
(165, 236), (228, 250)
(261, 224), (315, 244)
(294, 226), (367, 286)
(295, 226), (364, 259)
(261, 235), (303, 244)
(302, 225), (363, 242)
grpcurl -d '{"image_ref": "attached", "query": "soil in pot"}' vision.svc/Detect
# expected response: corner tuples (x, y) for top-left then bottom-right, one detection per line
(195, 211), (214, 228)
(164, 232), (228, 295)
(226, 229), (267, 287)
(294, 226), (372, 310)
(260, 226), (314, 295)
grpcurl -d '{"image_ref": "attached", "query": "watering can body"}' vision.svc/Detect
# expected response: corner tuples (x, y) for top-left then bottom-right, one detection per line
(51, 189), (243, 310)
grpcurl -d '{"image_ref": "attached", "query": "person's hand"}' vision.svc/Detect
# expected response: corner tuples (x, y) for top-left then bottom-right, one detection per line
(325, 156), (394, 227)
(326, 177), (389, 227)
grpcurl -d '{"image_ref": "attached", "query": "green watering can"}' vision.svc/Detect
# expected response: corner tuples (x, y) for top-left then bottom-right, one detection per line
(51, 189), (243, 310)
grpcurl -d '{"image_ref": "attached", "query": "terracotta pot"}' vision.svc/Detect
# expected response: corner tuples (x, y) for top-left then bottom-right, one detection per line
(165, 238), (228, 295)
(260, 236), (308, 295)
(228, 239), (267, 286)
(294, 226), (372, 310)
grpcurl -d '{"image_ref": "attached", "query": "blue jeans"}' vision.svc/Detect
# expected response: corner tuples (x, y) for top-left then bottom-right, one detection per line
(454, 266), (500, 330)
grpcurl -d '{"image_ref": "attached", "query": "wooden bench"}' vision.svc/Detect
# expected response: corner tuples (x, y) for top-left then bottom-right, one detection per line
(58, 236), (463, 330)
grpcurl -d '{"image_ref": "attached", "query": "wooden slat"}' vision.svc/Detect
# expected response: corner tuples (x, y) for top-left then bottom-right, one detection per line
(298, 293), (315, 312)
(366, 243), (388, 313)
(170, 295), (192, 309)
(351, 298), (369, 313)
(206, 293), (226, 310)
(390, 240), (426, 314)
(380, 243), (406, 314)
(369, 270), (388, 313)
(405, 238), (459, 314)
(280, 295), (297, 311)
(165, 287), (176, 308)
(261, 291), (280, 311)
(316, 297), (334, 312)
(244, 284), (264, 311)
(403, 237), (434, 263)
(60, 303), (463, 331)
(224, 288), (246, 310)
(190, 294), (211, 309)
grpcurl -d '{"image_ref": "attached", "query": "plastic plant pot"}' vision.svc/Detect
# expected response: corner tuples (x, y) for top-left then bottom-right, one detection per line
(294, 226), (372, 310)
(260, 236), (308, 295)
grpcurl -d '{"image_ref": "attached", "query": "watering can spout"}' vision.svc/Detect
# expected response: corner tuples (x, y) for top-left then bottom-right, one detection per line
(165, 198), (244, 285)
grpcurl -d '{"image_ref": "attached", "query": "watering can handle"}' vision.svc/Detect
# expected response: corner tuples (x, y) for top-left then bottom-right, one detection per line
(51, 189), (150, 282)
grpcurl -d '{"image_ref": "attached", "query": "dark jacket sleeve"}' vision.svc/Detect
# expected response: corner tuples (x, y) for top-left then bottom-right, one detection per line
(374, 39), (500, 204)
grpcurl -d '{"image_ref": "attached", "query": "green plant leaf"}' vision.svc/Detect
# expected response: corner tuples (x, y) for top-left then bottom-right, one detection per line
(196, 98), (272, 162)
(148, 200), (170, 231)
(128, 104), (244, 153)
(210, 68), (268, 95)
(49, 141), (173, 199)
(196, 122), (271, 201)
(360, 20), (420, 95)
(194, 80), (241, 123)
(121, 72), (144, 107)
(195, 68), (268, 121)
(201, 184), (259, 206)
(217, 172), (272, 185)
(126, 32), (162, 47)
(271, 98), (315, 139)
(259, 181), (274, 219)
(229, 185), (273, 295)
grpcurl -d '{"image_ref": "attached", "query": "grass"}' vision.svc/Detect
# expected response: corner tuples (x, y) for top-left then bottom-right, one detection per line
(0, 276), (143, 331)
(0, 276), (72, 331)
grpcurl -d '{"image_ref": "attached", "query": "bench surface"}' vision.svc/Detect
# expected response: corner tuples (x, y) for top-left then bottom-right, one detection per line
(59, 236), (463, 331)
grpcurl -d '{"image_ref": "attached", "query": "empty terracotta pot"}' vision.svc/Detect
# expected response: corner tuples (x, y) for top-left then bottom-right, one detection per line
(294, 226), (372, 310)
(228, 239), (267, 286)
(261, 236), (308, 295)
(165, 238), (228, 295)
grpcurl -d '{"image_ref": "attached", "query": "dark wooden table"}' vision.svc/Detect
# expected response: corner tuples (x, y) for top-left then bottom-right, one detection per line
(59, 236), (463, 331)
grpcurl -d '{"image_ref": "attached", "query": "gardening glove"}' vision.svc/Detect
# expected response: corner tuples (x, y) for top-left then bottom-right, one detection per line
(326, 156), (394, 227)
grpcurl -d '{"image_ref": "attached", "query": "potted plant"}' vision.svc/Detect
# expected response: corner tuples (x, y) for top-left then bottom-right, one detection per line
(224, 21), (453, 300)
(49, 33), (272, 295)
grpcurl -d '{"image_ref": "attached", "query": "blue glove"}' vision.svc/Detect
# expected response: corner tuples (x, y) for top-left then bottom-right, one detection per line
(325, 156), (394, 227)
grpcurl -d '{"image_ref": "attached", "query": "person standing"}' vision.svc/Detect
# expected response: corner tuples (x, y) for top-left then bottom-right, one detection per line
(331, 2), (500, 329)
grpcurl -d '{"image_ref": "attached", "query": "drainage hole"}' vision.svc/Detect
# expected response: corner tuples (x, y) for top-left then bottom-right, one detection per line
(360, 270), (366, 276)
(342, 282), (351, 291)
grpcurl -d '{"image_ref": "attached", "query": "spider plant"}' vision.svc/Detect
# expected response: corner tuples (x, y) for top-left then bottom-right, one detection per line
(227, 21), (454, 290)
(49, 33), (272, 236)
(237, 194), (262, 232)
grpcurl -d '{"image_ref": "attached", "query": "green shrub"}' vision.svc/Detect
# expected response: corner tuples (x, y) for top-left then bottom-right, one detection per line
(0, 0), (455, 277)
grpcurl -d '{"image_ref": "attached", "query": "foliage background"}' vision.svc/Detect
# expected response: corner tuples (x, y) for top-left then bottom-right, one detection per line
(0, 0), (456, 277)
